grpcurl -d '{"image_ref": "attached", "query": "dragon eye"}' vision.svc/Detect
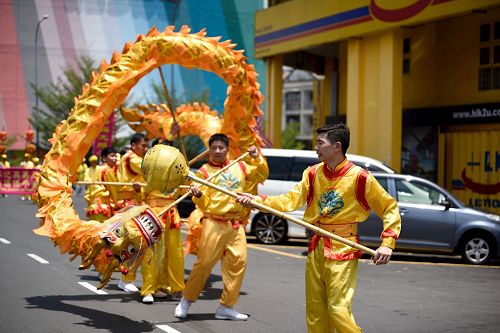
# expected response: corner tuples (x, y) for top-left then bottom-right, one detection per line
(114, 228), (122, 236)
(127, 244), (137, 254)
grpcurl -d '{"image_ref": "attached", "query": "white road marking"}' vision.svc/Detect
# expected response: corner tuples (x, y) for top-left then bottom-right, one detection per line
(156, 325), (182, 333)
(27, 253), (49, 264)
(0, 238), (11, 244)
(78, 282), (108, 295)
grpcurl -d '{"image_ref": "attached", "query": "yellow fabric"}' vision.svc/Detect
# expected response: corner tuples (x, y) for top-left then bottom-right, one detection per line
(100, 164), (118, 204)
(306, 238), (362, 333)
(183, 217), (247, 307)
(117, 150), (145, 202)
(77, 163), (87, 181)
(0, 161), (10, 168)
(192, 155), (268, 219)
(261, 159), (401, 252)
(140, 204), (185, 296)
(83, 165), (102, 204)
(21, 160), (35, 169)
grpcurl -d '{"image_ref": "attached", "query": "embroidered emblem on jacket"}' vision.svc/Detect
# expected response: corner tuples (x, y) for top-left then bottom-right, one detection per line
(319, 189), (344, 216)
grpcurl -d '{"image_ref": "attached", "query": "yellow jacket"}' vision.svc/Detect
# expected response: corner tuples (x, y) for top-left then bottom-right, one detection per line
(117, 150), (145, 201)
(193, 155), (268, 220)
(258, 159), (401, 257)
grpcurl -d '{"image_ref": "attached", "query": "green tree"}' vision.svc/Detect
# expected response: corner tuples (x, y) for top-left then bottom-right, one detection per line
(31, 55), (128, 151)
(281, 122), (305, 150)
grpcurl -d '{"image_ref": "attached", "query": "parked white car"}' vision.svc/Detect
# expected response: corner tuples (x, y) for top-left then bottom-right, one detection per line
(245, 148), (395, 244)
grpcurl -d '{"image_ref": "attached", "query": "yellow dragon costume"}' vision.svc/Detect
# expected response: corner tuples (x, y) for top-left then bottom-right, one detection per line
(33, 25), (266, 289)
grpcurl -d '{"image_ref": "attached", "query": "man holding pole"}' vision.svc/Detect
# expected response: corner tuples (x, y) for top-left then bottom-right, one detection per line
(116, 133), (149, 293)
(237, 124), (401, 332)
(175, 133), (268, 320)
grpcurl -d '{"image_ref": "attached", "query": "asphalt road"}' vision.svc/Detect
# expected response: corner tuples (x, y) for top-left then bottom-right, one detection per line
(1, 194), (500, 333)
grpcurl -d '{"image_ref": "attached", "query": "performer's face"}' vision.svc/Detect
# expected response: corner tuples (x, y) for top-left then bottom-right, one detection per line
(132, 138), (149, 157)
(103, 152), (117, 167)
(315, 133), (341, 163)
(209, 140), (228, 165)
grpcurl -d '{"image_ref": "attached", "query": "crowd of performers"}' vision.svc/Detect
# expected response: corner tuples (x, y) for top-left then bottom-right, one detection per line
(63, 124), (401, 332)
(0, 153), (41, 200)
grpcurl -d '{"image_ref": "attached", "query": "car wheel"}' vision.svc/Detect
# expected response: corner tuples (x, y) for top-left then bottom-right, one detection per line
(460, 235), (492, 265)
(253, 213), (287, 245)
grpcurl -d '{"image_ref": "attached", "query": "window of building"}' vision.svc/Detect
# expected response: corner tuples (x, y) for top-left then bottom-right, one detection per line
(283, 85), (314, 140)
(478, 21), (500, 91)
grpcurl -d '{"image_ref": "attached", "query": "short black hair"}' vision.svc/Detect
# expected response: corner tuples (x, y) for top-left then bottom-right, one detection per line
(100, 147), (116, 159)
(317, 124), (350, 155)
(130, 133), (146, 146)
(208, 133), (229, 147)
(151, 138), (174, 147)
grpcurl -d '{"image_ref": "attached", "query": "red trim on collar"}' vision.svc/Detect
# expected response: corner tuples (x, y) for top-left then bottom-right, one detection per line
(323, 159), (354, 180)
(208, 159), (230, 168)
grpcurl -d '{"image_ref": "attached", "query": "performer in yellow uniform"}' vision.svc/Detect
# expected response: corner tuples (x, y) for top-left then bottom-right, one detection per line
(83, 155), (100, 206)
(175, 133), (268, 320)
(85, 148), (118, 222)
(237, 124), (401, 333)
(116, 133), (149, 293)
(0, 154), (10, 198)
(20, 153), (35, 201)
(141, 139), (185, 304)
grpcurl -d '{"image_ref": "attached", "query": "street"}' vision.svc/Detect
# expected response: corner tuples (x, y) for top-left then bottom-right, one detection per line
(1, 195), (500, 333)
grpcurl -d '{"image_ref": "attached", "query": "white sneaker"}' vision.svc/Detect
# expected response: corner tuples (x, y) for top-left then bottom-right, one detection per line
(142, 294), (154, 304)
(215, 305), (248, 321)
(118, 280), (139, 293)
(153, 291), (168, 298)
(174, 297), (192, 318)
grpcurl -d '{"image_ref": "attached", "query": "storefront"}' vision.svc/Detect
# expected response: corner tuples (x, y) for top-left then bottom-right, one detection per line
(256, 0), (500, 213)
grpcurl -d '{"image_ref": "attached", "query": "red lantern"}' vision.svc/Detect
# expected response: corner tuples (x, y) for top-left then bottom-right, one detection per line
(0, 129), (7, 142)
(25, 129), (34, 143)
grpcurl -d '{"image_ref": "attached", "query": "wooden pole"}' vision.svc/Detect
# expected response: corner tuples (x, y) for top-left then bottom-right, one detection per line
(158, 66), (188, 161)
(188, 173), (377, 256)
(188, 149), (209, 166)
(157, 152), (250, 217)
(75, 181), (189, 190)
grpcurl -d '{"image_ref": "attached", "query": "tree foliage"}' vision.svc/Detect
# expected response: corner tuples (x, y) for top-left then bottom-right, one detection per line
(281, 122), (305, 150)
(31, 56), (128, 151)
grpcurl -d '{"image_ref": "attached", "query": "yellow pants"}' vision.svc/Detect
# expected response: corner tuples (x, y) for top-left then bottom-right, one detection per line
(140, 226), (185, 296)
(306, 238), (362, 333)
(183, 217), (247, 307)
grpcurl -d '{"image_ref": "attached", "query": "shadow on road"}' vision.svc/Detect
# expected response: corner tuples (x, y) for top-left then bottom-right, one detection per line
(25, 294), (156, 333)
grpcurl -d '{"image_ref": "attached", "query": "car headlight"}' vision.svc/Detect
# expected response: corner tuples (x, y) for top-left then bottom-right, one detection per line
(486, 214), (500, 222)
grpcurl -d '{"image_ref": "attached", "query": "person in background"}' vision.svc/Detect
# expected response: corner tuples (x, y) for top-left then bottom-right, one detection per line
(20, 153), (35, 201)
(75, 158), (88, 196)
(116, 133), (149, 293)
(140, 139), (186, 304)
(85, 149), (118, 222)
(0, 154), (10, 168)
(83, 155), (100, 207)
(237, 124), (401, 333)
(0, 154), (10, 198)
(175, 133), (268, 320)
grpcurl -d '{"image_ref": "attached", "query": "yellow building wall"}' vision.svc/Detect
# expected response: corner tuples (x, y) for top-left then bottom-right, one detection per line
(404, 9), (500, 108)
(343, 29), (403, 171)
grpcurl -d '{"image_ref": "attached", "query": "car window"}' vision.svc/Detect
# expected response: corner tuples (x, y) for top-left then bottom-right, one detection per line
(290, 157), (318, 181)
(266, 156), (293, 181)
(395, 179), (446, 205)
(374, 176), (389, 192)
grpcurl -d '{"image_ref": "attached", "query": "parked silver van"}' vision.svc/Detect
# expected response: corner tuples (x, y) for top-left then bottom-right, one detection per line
(245, 148), (395, 244)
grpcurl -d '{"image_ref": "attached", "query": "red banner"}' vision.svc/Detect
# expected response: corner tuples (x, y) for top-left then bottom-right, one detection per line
(93, 111), (115, 156)
(0, 167), (39, 195)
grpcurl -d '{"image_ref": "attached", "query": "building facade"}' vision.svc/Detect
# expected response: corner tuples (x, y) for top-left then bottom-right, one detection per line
(0, 0), (265, 150)
(256, 0), (500, 214)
